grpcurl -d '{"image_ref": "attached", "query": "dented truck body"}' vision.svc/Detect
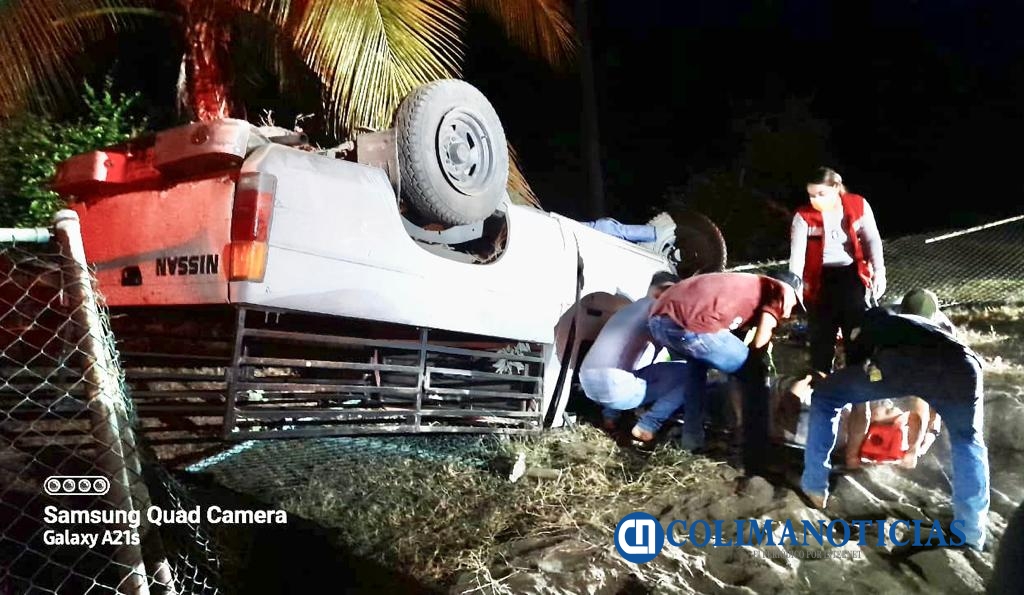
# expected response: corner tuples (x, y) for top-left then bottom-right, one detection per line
(54, 118), (674, 440)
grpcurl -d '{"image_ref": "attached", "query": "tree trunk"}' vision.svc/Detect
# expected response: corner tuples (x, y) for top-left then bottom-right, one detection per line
(575, 0), (605, 219)
(181, 0), (234, 121)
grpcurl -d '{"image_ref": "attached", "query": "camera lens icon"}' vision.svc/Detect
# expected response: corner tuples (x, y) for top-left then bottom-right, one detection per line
(44, 475), (111, 496)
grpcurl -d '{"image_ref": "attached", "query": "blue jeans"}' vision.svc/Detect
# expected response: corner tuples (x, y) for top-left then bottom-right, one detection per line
(647, 315), (751, 448)
(581, 218), (655, 243)
(801, 350), (989, 549)
(580, 361), (701, 437)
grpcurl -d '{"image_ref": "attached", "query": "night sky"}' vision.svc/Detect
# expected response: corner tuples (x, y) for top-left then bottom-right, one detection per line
(468, 0), (1024, 247)
(91, 1), (1024, 256)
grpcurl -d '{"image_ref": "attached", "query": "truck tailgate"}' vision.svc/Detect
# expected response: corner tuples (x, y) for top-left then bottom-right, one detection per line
(71, 176), (234, 306)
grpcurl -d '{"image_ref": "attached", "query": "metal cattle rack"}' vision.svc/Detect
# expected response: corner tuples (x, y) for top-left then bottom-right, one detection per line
(111, 305), (547, 441)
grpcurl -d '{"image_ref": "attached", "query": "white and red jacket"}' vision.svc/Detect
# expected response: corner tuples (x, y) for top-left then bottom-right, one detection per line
(789, 193), (884, 307)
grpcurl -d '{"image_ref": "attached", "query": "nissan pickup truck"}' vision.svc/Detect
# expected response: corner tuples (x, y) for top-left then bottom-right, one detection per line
(52, 80), (725, 440)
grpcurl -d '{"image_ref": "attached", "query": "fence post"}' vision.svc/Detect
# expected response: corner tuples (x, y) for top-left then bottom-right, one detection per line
(53, 210), (152, 595)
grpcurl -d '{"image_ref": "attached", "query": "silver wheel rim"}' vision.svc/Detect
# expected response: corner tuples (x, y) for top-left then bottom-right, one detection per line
(437, 108), (495, 196)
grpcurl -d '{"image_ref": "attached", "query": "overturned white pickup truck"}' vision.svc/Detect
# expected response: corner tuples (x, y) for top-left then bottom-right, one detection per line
(54, 80), (725, 440)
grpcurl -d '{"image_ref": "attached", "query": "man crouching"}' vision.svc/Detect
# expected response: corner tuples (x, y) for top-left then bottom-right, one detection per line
(800, 306), (990, 551)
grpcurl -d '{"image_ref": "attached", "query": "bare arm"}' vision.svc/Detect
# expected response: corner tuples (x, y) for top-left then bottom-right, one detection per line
(902, 397), (933, 468)
(905, 400), (929, 452)
(750, 311), (778, 350)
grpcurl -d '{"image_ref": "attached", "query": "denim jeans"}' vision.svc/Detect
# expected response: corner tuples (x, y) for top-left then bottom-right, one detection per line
(801, 350), (989, 549)
(581, 218), (656, 243)
(579, 360), (701, 437)
(647, 315), (751, 448)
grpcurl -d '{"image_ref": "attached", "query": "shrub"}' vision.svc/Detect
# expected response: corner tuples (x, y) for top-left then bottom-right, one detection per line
(0, 79), (147, 227)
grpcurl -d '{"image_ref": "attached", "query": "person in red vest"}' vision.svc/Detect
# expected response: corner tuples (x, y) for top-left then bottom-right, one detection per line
(789, 167), (887, 373)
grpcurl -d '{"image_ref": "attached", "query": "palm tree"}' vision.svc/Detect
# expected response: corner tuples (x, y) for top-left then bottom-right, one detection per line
(0, 0), (577, 205)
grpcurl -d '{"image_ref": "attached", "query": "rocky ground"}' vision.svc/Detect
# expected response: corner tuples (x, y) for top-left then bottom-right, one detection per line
(197, 305), (1024, 594)
(445, 306), (1024, 595)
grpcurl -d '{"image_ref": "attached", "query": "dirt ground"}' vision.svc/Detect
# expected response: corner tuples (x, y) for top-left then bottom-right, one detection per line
(199, 304), (1024, 594)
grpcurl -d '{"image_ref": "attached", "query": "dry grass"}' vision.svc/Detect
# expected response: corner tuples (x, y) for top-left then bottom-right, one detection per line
(949, 304), (1024, 377)
(950, 303), (1024, 332)
(276, 425), (716, 585)
(235, 305), (1024, 589)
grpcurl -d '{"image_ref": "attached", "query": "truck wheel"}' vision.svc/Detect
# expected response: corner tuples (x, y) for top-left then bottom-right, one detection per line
(672, 209), (728, 278)
(395, 79), (509, 226)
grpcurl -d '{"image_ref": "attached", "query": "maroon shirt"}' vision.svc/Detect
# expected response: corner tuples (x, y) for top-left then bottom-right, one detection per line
(650, 272), (787, 333)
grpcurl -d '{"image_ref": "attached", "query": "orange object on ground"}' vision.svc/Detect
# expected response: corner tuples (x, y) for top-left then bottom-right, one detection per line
(859, 422), (906, 462)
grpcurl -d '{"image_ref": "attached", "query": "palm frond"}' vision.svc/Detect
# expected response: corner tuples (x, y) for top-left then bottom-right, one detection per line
(467, 0), (576, 68)
(50, 5), (176, 24)
(228, 0), (293, 18)
(508, 143), (541, 209)
(271, 0), (463, 138)
(0, 0), (145, 118)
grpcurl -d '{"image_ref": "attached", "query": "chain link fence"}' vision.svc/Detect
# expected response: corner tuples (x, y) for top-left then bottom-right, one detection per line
(730, 215), (1024, 307)
(0, 212), (222, 595)
(189, 435), (495, 498)
(882, 215), (1024, 306)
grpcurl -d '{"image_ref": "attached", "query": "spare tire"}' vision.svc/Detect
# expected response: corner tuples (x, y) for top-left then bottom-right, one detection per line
(670, 209), (728, 278)
(394, 79), (509, 226)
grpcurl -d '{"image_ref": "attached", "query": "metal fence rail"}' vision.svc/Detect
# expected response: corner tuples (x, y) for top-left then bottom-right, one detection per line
(0, 212), (222, 594)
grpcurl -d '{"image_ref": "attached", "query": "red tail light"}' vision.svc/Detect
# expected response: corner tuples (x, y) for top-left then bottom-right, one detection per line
(229, 172), (277, 281)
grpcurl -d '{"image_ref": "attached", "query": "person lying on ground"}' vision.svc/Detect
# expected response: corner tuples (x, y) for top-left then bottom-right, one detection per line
(801, 306), (989, 551)
(578, 271), (695, 444)
(845, 288), (951, 468)
(647, 270), (804, 474)
(842, 397), (941, 470)
(774, 372), (942, 469)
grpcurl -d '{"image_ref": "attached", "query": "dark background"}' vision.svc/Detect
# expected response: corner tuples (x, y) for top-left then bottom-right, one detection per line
(471, 1), (1024, 241)
(90, 0), (1024, 259)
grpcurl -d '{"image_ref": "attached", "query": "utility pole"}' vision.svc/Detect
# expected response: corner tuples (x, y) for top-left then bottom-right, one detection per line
(575, 0), (606, 218)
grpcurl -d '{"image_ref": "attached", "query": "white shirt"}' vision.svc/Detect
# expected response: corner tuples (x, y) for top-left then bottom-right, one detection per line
(579, 297), (655, 373)
(789, 199), (884, 277)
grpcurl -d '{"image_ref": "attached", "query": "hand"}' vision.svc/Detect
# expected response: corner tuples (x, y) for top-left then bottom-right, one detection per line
(872, 269), (887, 300)
(790, 374), (815, 405)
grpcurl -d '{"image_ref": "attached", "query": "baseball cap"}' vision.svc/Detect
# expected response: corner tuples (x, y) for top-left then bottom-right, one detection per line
(900, 288), (940, 318)
(768, 269), (806, 313)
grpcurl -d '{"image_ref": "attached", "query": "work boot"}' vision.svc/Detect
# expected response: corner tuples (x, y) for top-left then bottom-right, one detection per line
(640, 212), (677, 256)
